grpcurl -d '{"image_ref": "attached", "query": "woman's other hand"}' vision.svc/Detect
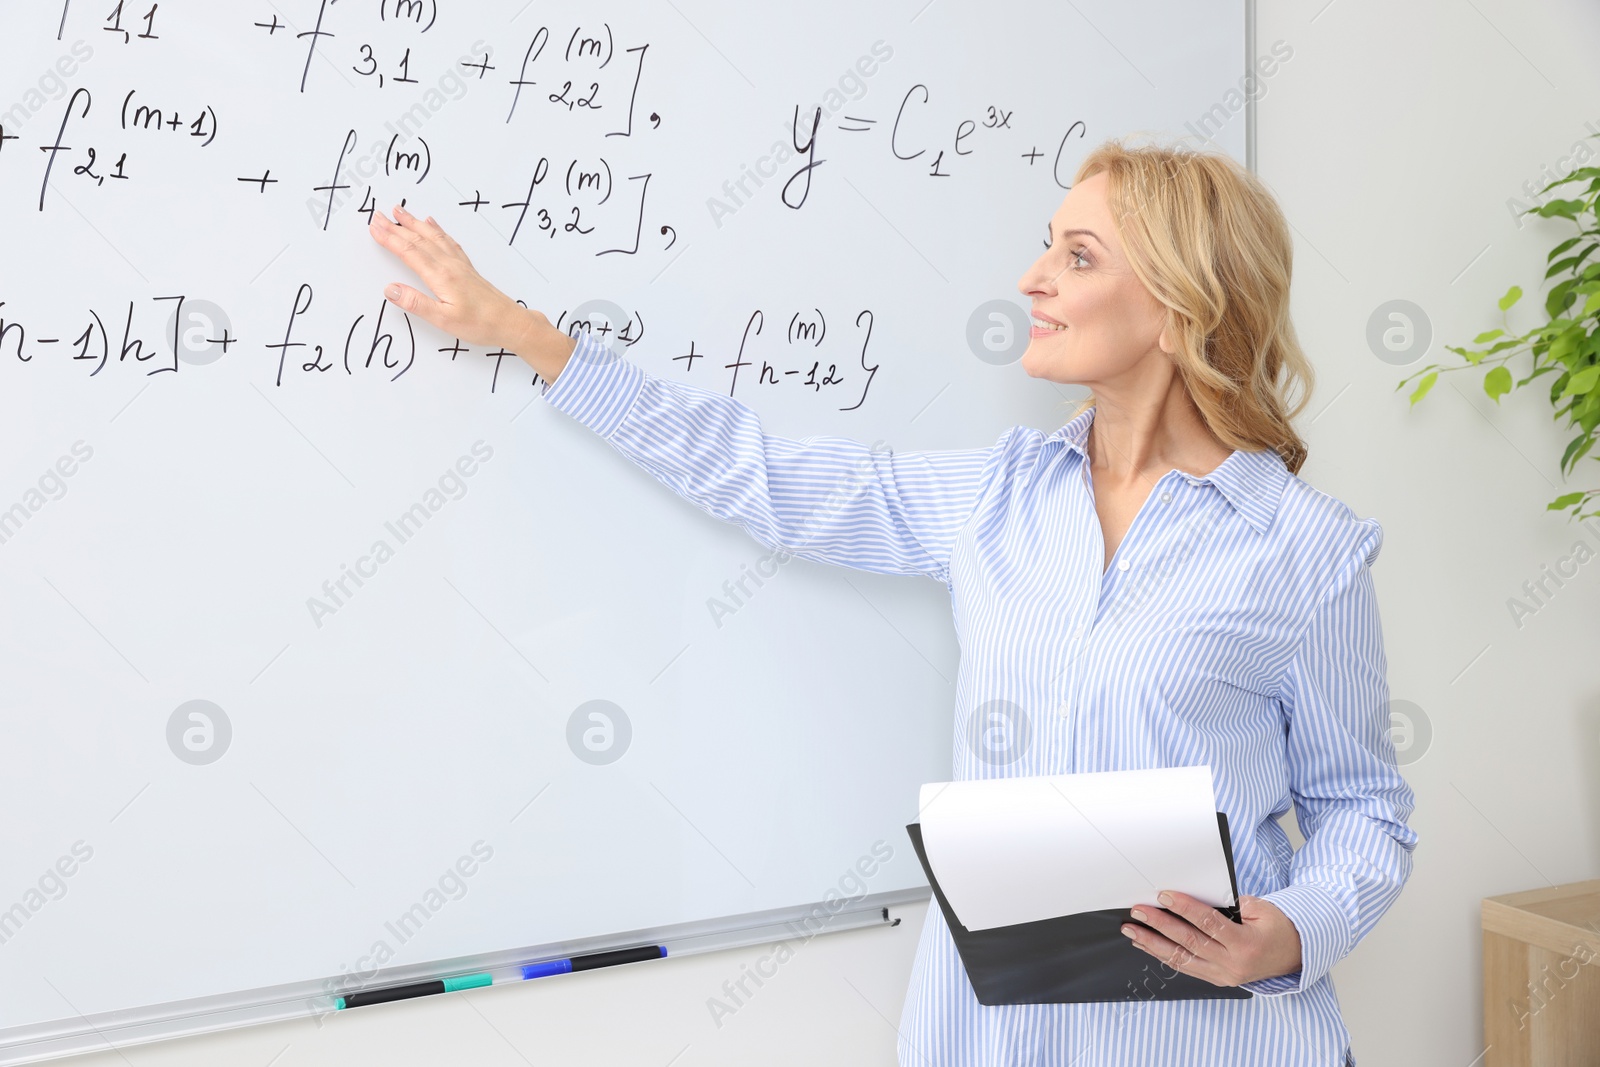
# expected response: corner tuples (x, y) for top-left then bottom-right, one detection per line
(1120, 890), (1304, 987)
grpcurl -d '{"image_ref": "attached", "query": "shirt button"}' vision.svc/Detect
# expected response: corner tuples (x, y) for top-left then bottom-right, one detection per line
(1057, 702), (1070, 718)
(1186, 478), (1201, 487)
(1159, 491), (1171, 503)
(1117, 559), (1130, 572)
(1072, 625), (1084, 638)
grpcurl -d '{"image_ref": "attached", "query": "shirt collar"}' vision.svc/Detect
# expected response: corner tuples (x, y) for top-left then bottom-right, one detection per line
(1048, 406), (1291, 534)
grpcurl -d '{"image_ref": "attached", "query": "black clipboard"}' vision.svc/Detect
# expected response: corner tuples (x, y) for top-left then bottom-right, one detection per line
(905, 812), (1252, 1004)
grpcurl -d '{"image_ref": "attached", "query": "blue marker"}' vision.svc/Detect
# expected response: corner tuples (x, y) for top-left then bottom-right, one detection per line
(522, 944), (667, 979)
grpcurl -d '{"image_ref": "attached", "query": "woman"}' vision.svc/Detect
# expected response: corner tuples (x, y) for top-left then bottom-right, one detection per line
(368, 140), (1418, 1066)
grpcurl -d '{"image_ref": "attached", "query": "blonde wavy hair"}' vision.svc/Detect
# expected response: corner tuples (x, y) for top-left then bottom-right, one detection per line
(1072, 139), (1314, 474)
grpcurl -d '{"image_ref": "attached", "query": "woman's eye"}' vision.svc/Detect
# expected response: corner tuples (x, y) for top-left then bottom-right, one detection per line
(1042, 230), (1090, 269)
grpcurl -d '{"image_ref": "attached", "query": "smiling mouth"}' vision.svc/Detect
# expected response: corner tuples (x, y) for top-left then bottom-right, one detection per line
(1030, 316), (1068, 333)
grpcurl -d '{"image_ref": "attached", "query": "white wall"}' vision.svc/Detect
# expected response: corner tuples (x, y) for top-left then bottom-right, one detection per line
(1257, 0), (1600, 1063)
(59, 0), (1600, 1063)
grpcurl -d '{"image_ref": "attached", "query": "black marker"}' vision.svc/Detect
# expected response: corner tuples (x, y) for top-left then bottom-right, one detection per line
(335, 971), (491, 1009)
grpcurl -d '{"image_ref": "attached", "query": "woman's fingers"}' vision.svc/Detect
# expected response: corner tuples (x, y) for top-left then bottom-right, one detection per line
(368, 209), (441, 280)
(1122, 925), (1233, 987)
(368, 204), (523, 349)
(392, 204), (475, 266)
(1152, 891), (1242, 949)
(383, 282), (443, 323)
(369, 210), (456, 326)
(1120, 891), (1305, 987)
(1127, 903), (1223, 962)
(373, 206), (479, 292)
(393, 203), (447, 242)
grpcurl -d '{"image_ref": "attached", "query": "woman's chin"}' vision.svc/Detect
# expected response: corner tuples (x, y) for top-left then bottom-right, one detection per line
(1018, 343), (1047, 377)
(1020, 344), (1077, 383)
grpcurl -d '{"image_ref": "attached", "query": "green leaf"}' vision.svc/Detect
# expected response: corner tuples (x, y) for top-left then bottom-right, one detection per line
(1537, 167), (1600, 194)
(1563, 364), (1600, 396)
(1446, 337), (1528, 367)
(1546, 244), (1600, 280)
(1409, 371), (1438, 406)
(1397, 363), (1440, 390)
(1549, 236), (1584, 261)
(1517, 365), (1559, 387)
(1585, 290), (1600, 316)
(1551, 329), (1584, 365)
(1547, 280), (1577, 318)
(1499, 285), (1523, 311)
(1473, 329), (1505, 344)
(1483, 366), (1513, 402)
(1560, 434), (1594, 473)
(1535, 198), (1588, 220)
(1549, 492), (1587, 510)
(1548, 255), (1581, 279)
(1574, 391), (1600, 425)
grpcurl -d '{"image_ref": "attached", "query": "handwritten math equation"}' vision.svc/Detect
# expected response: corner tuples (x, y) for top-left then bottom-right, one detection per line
(0, 291), (881, 411)
(2, 3), (1089, 418)
(10, 5), (1089, 240)
(760, 89), (1087, 218)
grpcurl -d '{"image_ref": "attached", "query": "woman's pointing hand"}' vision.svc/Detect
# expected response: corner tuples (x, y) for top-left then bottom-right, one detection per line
(367, 203), (575, 379)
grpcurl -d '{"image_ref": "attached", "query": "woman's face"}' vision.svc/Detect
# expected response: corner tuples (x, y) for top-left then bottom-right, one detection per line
(1015, 171), (1173, 390)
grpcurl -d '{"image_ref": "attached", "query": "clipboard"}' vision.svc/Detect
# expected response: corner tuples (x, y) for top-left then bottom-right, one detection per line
(905, 812), (1253, 1004)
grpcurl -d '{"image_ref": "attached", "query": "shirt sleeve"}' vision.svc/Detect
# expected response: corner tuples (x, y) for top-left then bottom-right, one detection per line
(538, 331), (1011, 585)
(1240, 520), (1420, 997)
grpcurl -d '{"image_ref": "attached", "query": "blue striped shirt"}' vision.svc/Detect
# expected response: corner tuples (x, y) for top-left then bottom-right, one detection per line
(540, 332), (1418, 1066)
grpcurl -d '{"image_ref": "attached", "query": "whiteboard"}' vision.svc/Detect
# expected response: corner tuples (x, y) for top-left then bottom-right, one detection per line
(0, 0), (1248, 1057)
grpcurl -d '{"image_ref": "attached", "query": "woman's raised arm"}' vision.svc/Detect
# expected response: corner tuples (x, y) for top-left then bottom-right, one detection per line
(368, 204), (1013, 584)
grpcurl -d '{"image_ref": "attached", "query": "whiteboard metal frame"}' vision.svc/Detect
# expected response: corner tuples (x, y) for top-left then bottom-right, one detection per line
(0, 888), (927, 1065)
(1246, 0), (1259, 173)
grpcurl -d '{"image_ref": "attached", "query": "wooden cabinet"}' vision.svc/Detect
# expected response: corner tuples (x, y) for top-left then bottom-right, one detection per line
(1482, 880), (1600, 1066)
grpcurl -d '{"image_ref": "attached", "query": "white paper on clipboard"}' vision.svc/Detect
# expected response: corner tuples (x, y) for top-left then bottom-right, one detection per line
(916, 766), (1237, 931)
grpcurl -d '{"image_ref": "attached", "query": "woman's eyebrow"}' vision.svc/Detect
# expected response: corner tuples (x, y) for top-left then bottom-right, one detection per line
(1052, 226), (1104, 246)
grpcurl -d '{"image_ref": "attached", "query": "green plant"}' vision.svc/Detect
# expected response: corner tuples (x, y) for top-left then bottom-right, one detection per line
(1400, 150), (1600, 522)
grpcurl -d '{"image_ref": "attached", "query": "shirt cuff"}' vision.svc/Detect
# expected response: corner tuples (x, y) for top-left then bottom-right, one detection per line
(1237, 883), (1353, 997)
(538, 330), (646, 440)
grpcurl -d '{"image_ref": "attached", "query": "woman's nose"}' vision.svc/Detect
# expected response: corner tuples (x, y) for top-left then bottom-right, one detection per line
(1018, 255), (1055, 298)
